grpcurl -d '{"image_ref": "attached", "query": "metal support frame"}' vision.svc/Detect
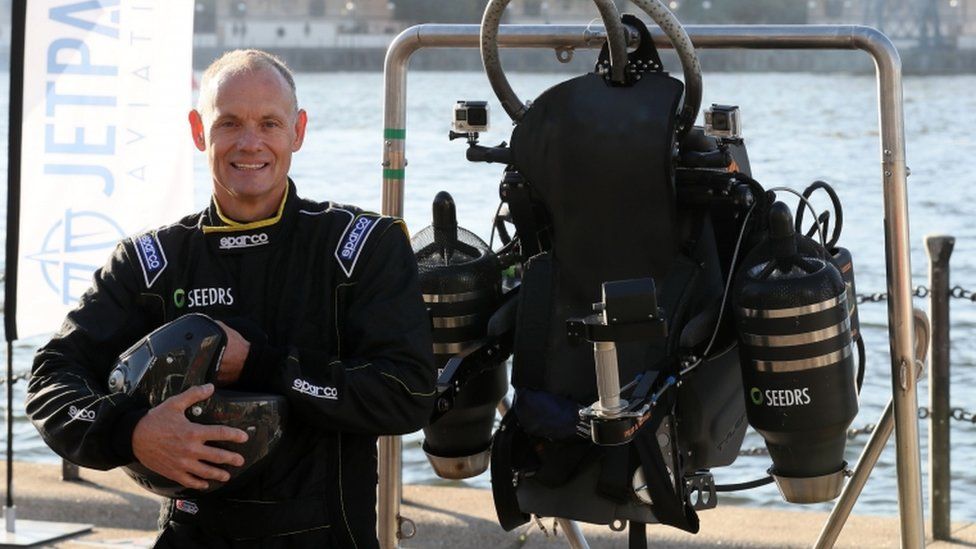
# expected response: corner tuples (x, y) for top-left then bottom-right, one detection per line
(380, 23), (920, 549)
(926, 235), (954, 541)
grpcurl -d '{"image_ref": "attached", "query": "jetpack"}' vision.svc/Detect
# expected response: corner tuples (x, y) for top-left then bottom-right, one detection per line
(411, 0), (864, 544)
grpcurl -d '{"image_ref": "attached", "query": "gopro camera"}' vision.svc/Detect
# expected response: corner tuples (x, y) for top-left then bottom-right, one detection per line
(452, 100), (489, 133)
(704, 104), (742, 140)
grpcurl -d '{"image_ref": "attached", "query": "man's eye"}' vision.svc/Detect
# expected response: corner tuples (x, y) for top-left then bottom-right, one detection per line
(263, 120), (281, 128)
(218, 121), (237, 128)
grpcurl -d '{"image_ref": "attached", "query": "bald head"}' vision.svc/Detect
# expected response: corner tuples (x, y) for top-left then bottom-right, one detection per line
(198, 49), (298, 117)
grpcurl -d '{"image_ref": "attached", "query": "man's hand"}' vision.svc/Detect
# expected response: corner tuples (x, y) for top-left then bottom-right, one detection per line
(215, 320), (250, 385)
(131, 384), (248, 491)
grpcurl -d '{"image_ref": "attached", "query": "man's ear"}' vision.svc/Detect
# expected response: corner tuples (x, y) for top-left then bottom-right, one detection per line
(292, 109), (308, 152)
(188, 110), (207, 152)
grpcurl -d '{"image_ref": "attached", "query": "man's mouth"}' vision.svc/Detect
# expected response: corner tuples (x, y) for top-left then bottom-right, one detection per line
(231, 162), (269, 171)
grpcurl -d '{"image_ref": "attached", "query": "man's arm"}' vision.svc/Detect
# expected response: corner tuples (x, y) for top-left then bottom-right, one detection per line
(26, 243), (154, 469)
(26, 241), (249, 487)
(233, 220), (437, 435)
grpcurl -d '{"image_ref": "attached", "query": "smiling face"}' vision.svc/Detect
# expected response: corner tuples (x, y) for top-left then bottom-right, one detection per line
(189, 64), (307, 222)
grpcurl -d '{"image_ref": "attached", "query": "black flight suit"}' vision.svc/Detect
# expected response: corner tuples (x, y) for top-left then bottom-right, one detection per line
(26, 182), (436, 547)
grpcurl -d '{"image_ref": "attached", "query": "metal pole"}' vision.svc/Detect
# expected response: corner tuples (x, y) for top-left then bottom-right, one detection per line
(816, 307), (929, 548)
(61, 460), (80, 482)
(5, 342), (14, 532)
(380, 24), (637, 549)
(377, 436), (402, 548)
(3, 0), (26, 531)
(559, 520), (590, 549)
(926, 235), (954, 541)
(857, 29), (925, 548)
(815, 400), (894, 549)
(381, 23), (920, 548)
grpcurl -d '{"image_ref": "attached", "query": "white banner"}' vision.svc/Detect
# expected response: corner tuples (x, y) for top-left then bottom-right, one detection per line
(17, 0), (195, 338)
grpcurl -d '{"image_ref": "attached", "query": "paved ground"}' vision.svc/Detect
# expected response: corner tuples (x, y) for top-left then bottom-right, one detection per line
(1, 461), (974, 548)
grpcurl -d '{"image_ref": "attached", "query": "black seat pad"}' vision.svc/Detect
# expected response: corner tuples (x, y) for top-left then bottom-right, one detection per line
(509, 72), (684, 401)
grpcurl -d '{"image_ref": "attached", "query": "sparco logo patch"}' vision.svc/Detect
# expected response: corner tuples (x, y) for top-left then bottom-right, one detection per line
(219, 233), (269, 250)
(292, 378), (339, 400)
(133, 232), (167, 288)
(335, 215), (378, 277)
(175, 500), (199, 515)
(68, 405), (96, 422)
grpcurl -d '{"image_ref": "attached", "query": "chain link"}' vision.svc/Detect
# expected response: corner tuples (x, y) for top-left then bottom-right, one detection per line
(855, 284), (976, 304)
(855, 285), (930, 304)
(737, 410), (975, 456)
(950, 285), (973, 301)
(0, 370), (30, 385)
(950, 408), (976, 424)
(847, 423), (876, 439)
(920, 406), (976, 423)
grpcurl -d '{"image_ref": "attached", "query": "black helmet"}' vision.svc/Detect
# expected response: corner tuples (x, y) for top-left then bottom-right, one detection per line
(107, 313), (287, 498)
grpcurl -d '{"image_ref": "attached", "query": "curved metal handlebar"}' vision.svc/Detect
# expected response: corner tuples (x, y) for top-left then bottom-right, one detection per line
(481, 0), (628, 122)
(480, 0), (702, 137)
(628, 0), (702, 136)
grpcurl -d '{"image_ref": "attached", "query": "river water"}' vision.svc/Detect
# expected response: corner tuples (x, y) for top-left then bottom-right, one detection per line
(2, 69), (975, 522)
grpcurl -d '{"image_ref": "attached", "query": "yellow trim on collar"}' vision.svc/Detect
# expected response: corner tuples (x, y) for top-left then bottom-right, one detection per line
(394, 219), (410, 240)
(203, 189), (289, 234)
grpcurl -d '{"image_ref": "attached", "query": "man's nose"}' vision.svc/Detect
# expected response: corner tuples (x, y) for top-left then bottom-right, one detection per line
(237, 126), (264, 151)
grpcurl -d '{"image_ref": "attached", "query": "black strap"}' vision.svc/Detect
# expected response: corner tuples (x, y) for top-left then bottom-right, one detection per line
(629, 521), (648, 549)
(511, 253), (553, 389)
(502, 170), (545, 259)
(490, 413), (531, 531)
(631, 386), (700, 534)
(169, 496), (329, 540)
(597, 368), (659, 504)
(597, 446), (631, 503)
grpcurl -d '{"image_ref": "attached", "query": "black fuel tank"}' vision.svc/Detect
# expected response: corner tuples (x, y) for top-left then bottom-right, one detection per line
(733, 202), (857, 503)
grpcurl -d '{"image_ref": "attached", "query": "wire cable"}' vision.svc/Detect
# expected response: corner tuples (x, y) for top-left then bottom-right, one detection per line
(488, 200), (505, 251)
(715, 475), (775, 492)
(680, 182), (757, 377)
(767, 186), (828, 255)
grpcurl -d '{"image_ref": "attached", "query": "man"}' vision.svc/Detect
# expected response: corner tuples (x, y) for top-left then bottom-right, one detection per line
(26, 49), (436, 547)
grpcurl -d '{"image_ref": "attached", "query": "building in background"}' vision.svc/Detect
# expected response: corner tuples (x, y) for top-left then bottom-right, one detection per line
(193, 0), (976, 50)
(194, 0), (401, 49)
(0, 1), (955, 71)
(807, 0), (973, 48)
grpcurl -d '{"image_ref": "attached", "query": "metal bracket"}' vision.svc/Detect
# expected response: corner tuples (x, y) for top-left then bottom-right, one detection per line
(685, 472), (718, 510)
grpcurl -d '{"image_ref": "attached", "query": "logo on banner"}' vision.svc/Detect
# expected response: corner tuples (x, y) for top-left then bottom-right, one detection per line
(26, 210), (125, 306)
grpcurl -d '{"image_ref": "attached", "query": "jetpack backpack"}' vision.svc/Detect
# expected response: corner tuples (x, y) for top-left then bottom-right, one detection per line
(476, 14), (756, 538)
(422, 2), (865, 545)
